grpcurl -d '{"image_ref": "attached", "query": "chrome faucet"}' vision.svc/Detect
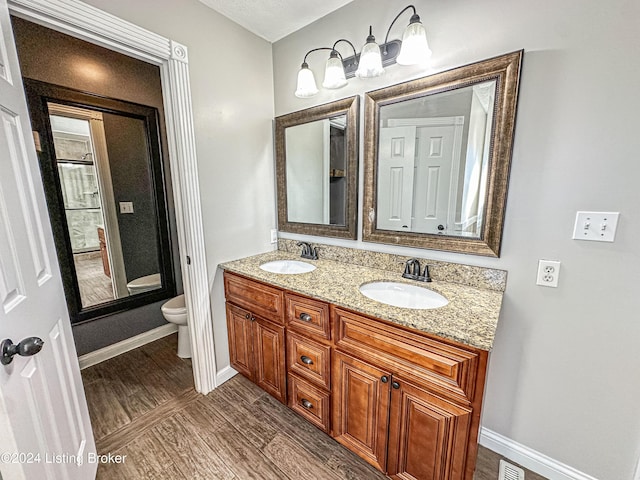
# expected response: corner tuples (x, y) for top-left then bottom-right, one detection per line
(402, 258), (432, 282)
(297, 242), (318, 260)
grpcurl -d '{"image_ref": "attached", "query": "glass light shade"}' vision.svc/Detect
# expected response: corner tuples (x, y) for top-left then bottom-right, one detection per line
(396, 20), (432, 65)
(322, 54), (348, 89)
(295, 64), (319, 98)
(355, 41), (384, 78)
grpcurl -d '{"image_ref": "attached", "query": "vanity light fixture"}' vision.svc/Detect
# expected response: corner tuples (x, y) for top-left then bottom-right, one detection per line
(294, 4), (432, 98)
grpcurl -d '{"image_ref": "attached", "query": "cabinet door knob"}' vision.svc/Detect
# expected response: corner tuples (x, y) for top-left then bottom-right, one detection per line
(299, 313), (312, 322)
(250, 316), (256, 322)
(300, 355), (313, 365)
(245, 313), (250, 319)
(392, 381), (400, 389)
(381, 376), (389, 383)
(301, 399), (313, 409)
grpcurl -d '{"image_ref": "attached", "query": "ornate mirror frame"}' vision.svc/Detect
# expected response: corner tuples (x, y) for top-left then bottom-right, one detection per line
(363, 51), (523, 257)
(276, 96), (359, 239)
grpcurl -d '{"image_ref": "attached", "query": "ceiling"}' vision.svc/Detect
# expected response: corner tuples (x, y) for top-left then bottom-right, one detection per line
(198, 0), (355, 42)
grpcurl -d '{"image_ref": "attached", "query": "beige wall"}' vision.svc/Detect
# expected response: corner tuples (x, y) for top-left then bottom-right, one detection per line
(82, 0), (276, 370)
(273, 1), (640, 479)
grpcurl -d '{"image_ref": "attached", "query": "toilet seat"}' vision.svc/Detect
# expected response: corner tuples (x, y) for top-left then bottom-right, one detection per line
(127, 273), (161, 290)
(161, 294), (186, 315)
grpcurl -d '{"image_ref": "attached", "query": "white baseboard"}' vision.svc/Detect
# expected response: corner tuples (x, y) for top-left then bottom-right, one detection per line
(78, 323), (178, 370)
(479, 427), (599, 480)
(215, 365), (238, 386)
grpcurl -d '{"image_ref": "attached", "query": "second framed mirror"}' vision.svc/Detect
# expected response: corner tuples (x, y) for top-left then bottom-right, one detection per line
(275, 96), (359, 239)
(363, 51), (523, 256)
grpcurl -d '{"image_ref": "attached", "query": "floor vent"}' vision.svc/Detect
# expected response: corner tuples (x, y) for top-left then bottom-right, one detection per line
(499, 459), (525, 480)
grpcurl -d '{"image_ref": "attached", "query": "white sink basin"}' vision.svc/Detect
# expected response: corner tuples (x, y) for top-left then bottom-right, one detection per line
(359, 281), (448, 309)
(259, 260), (316, 274)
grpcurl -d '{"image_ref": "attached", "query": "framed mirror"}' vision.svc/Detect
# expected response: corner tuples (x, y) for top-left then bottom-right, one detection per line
(24, 79), (176, 323)
(363, 51), (523, 256)
(275, 96), (359, 239)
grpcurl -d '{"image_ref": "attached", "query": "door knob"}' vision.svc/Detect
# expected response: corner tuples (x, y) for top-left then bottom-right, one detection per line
(1, 337), (44, 365)
(437, 224), (445, 231)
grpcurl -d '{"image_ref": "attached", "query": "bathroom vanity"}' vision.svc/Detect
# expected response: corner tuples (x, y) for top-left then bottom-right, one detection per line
(222, 246), (505, 480)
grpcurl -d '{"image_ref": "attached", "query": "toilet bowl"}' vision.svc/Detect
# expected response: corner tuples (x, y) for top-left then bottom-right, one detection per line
(127, 273), (161, 295)
(161, 294), (191, 358)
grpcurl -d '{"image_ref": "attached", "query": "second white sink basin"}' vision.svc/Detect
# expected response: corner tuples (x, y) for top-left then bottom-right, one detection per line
(260, 260), (316, 274)
(359, 281), (448, 309)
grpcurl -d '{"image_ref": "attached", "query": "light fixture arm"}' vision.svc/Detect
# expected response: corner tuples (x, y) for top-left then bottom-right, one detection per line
(383, 5), (417, 55)
(332, 38), (358, 61)
(301, 47), (334, 65)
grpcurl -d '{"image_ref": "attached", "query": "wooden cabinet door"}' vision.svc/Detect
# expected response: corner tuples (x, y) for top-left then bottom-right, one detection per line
(253, 316), (287, 404)
(226, 303), (254, 380)
(387, 375), (473, 480)
(332, 351), (391, 472)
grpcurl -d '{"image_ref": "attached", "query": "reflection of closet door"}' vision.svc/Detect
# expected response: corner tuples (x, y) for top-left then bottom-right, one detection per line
(376, 126), (416, 231)
(388, 117), (464, 235)
(412, 124), (457, 234)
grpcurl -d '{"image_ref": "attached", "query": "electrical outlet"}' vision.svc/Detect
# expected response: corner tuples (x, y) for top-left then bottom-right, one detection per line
(119, 201), (134, 214)
(536, 260), (560, 287)
(270, 229), (278, 244)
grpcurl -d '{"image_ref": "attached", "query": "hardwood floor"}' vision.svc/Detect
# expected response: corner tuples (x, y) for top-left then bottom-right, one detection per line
(74, 251), (114, 307)
(81, 334), (547, 479)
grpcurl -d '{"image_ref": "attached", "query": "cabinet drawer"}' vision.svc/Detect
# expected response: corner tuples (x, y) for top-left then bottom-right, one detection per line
(224, 272), (284, 324)
(288, 374), (331, 433)
(287, 331), (331, 389)
(286, 293), (331, 340)
(333, 307), (480, 401)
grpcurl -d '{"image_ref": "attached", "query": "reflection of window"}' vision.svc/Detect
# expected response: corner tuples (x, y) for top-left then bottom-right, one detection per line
(51, 115), (106, 253)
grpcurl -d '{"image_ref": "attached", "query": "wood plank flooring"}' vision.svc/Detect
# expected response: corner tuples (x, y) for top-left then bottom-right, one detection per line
(81, 334), (547, 480)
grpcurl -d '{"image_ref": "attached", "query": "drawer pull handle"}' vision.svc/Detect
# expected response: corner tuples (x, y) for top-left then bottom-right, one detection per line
(380, 376), (389, 383)
(301, 399), (313, 409)
(300, 355), (314, 365)
(299, 313), (312, 322)
(392, 381), (400, 389)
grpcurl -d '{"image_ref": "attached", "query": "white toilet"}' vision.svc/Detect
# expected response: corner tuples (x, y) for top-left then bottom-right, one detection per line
(161, 294), (191, 358)
(127, 273), (162, 295)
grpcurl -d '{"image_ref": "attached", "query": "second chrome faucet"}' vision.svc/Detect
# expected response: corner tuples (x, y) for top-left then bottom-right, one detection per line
(402, 258), (432, 282)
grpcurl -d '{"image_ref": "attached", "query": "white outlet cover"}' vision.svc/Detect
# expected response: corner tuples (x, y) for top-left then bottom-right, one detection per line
(572, 211), (619, 242)
(119, 201), (134, 214)
(537, 259), (560, 287)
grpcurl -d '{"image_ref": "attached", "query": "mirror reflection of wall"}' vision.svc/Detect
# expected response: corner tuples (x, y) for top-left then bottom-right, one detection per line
(285, 114), (347, 226)
(376, 80), (496, 239)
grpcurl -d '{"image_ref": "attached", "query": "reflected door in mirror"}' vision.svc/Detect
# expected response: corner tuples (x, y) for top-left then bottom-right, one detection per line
(376, 81), (496, 239)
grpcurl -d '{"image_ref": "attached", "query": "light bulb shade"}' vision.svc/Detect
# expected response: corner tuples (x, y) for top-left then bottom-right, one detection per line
(396, 20), (432, 65)
(295, 64), (319, 98)
(322, 53), (348, 89)
(355, 41), (384, 78)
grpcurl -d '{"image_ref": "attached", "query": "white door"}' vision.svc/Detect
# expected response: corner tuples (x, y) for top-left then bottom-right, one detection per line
(0, 1), (97, 479)
(376, 126), (416, 231)
(412, 124), (458, 234)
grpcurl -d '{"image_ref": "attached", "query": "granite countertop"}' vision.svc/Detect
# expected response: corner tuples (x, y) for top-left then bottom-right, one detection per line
(220, 251), (503, 351)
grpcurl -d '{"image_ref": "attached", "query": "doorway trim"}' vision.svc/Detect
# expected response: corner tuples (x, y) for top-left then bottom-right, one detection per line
(9, 0), (217, 394)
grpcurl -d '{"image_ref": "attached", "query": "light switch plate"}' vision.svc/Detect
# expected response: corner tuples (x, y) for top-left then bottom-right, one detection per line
(119, 201), (134, 214)
(270, 229), (278, 244)
(572, 211), (619, 242)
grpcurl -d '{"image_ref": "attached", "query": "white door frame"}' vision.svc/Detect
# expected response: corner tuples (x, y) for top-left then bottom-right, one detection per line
(8, 0), (217, 394)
